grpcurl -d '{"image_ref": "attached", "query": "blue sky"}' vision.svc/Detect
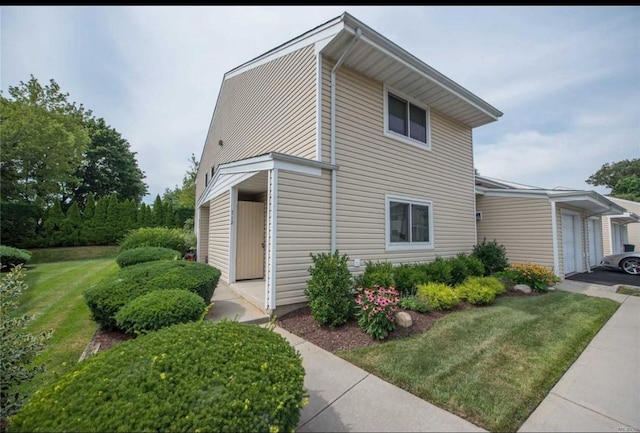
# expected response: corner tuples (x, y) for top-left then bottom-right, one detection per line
(2, 6), (639, 203)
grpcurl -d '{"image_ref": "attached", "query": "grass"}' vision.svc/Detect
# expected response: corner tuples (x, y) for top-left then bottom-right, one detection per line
(12, 253), (119, 400)
(28, 245), (118, 264)
(341, 291), (619, 432)
(616, 285), (640, 296)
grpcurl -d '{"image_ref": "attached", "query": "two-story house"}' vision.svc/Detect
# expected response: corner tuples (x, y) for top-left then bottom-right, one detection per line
(195, 12), (503, 315)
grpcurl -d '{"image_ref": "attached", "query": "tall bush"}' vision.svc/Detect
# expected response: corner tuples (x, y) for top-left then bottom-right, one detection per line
(473, 238), (509, 276)
(9, 321), (307, 433)
(118, 227), (193, 254)
(305, 251), (353, 327)
(1, 266), (52, 421)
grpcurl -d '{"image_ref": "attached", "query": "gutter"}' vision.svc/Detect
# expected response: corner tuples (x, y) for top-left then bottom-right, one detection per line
(330, 28), (361, 252)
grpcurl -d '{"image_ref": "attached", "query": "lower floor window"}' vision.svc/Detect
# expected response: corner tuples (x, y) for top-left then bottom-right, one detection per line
(386, 195), (433, 250)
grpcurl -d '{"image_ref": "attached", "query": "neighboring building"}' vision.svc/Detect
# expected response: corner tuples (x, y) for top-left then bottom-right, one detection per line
(475, 175), (636, 278)
(601, 196), (640, 255)
(195, 12), (503, 314)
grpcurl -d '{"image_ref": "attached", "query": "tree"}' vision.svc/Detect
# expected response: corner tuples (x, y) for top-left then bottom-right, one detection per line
(69, 117), (148, 208)
(0, 76), (89, 206)
(151, 195), (164, 227)
(613, 175), (640, 202)
(162, 153), (199, 209)
(586, 159), (640, 199)
(42, 199), (65, 247)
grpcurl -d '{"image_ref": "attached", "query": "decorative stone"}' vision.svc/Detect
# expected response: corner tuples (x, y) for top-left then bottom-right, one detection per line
(514, 284), (532, 294)
(547, 285), (555, 291)
(396, 311), (413, 328)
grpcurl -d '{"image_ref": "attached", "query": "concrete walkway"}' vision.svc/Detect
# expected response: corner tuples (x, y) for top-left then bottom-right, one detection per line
(519, 280), (640, 433)
(205, 282), (270, 325)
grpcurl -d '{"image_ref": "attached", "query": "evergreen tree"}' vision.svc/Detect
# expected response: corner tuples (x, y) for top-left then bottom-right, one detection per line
(42, 199), (65, 246)
(93, 195), (109, 245)
(61, 202), (82, 246)
(105, 194), (122, 244)
(152, 195), (164, 227)
(143, 203), (154, 228)
(81, 193), (97, 244)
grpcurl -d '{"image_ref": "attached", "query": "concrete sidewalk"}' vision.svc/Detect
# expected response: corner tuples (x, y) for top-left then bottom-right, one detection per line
(271, 326), (485, 433)
(519, 280), (640, 433)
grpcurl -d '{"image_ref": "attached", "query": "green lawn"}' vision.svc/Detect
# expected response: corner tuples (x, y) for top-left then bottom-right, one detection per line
(341, 291), (619, 432)
(28, 245), (118, 264)
(616, 285), (640, 296)
(14, 255), (119, 399)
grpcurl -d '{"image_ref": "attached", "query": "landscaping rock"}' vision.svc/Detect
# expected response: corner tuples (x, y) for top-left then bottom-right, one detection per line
(547, 285), (555, 291)
(396, 311), (413, 328)
(514, 284), (532, 294)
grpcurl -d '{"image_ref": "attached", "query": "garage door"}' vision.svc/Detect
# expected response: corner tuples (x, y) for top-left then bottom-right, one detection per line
(588, 219), (602, 268)
(562, 213), (578, 274)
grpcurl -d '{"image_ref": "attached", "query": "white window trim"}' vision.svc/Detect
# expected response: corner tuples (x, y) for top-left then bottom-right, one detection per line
(383, 84), (432, 151)
(385, 194), (434, 251)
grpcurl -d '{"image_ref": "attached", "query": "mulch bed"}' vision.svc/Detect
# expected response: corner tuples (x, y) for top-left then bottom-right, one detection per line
(87, 289), (541, 356)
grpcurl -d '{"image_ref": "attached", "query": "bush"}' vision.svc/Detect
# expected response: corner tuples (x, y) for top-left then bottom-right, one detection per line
(115, 289), (208, 334)
(8, 321), (307, 433)
(0, 202), (42, 249)
(417, 282), (459, 310)
(1, 266), (52, 421)
(115, 246), (182, 268)
(305, 251), (353, 327)
(449, 253), (485, 286)
(355, 286), (399, 340)
(118, 227), (193, 254)
(423, 257), (453, 285)
(455, 278), (498, 305)
(398, 294), (430, 313)
(356, 261), (395, 290)
(473, 238), (509, 276)
(0, 246), (32, 270)
(84, 260), (220, 329)
(503, 263), (560, 292)
(392, 264), (421, 296)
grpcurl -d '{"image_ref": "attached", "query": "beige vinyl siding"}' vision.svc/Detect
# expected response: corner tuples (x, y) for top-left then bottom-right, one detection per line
(324, 63), (476, 269)
(209, 191), (230, 283)
(196, 45), (317, 201)
(602, 216), (613, 255)
(476, 195), (555, 269)
(275, 169), (331, 306)
(608, 197), (640, 252)
(197, 206), (209, 263)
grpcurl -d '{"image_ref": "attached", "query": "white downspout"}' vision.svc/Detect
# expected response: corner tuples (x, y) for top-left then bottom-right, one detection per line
(550, 200), (560, 277)
(330, 28), (361, 252)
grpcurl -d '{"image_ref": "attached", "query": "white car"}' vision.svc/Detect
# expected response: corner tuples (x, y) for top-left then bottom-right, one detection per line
(600, 252), (640, 275)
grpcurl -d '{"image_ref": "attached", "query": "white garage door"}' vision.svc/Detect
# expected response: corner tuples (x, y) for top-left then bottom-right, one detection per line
(562, 213), (578, 274)
(588, 219), (602, 268)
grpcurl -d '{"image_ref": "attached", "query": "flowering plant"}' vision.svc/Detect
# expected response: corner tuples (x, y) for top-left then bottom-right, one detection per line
(505, 263), (560, 292)
(354, 285), (400, 340)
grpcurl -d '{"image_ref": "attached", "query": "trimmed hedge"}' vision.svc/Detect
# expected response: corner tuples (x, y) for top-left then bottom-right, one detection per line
(118, 227), (194, 254)
(8, 321), (307, 433)
(115, 289), (207, 334)
(417, 282), (460, 310)
(305, 251), (354, 327)
(0, 246), (32, 270)
(115, 246), (182, 268)
(84, 260), (220, 329)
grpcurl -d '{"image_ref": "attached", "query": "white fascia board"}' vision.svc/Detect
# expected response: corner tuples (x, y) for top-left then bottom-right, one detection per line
(480, 189), (549, 199)
(225, 20), (344, 80)
(220, 160), (275, 175)
(341, 15), (502, 121)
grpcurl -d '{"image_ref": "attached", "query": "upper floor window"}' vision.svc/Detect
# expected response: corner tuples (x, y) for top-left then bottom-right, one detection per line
(383, 85), (431, 151)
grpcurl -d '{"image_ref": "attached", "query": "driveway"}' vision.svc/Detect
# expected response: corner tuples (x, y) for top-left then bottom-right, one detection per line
(566, 266), (640, 286)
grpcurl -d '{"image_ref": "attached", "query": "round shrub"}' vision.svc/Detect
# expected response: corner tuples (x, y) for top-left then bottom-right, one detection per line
(455, 280), (496, 305)
(118, 227), (194, 254)
(8, 321), (307, 433)
(84, 260), (220, 329)
(115, 289), (207, 334)
(0, 246), (32, 270)
(417, 282), (459, 310)
(115, 246), (182, 268)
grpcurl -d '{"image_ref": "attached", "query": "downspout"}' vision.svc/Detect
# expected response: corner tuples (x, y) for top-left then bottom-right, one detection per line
(550, 200), (560, 277)
(330, 28), (361, 252)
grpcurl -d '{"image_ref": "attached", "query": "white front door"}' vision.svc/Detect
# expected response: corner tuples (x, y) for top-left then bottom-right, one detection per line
(562, 212), (583, 275)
